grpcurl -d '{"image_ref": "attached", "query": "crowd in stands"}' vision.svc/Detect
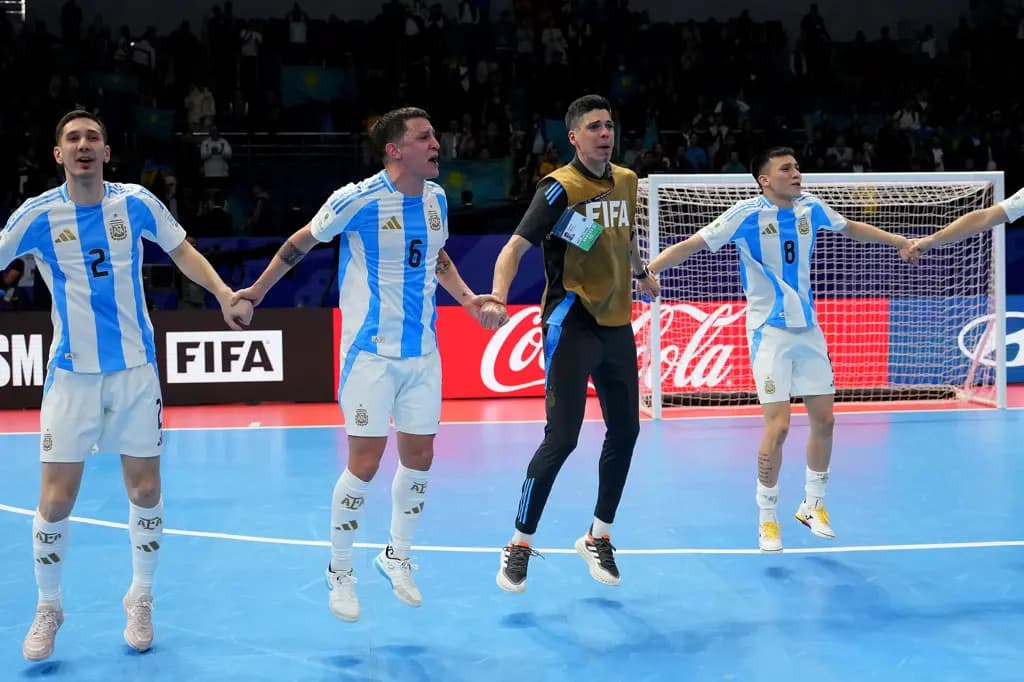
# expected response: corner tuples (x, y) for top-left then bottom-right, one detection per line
(1, 0), (1023, 245)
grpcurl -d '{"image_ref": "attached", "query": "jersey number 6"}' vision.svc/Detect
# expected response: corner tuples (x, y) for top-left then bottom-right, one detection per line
(408, 239), (423, 268)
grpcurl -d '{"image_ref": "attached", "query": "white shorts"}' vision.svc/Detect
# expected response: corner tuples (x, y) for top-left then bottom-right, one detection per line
(747, 325), (835, 404)
(39, 363), (164, 462)
(338, 349), (441, 437)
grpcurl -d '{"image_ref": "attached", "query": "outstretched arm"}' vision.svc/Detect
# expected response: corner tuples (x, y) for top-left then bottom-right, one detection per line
(842, 220), (913, 260)
(232, 223), (320, 306)
(911, 204), (1008, 256)
(168, 239), (253, 329)
(648, 233), (709, 276)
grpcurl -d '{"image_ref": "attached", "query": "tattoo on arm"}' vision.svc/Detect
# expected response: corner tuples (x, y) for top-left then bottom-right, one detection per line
(435, 254), (452, 276)
(277, 241), (307, 266)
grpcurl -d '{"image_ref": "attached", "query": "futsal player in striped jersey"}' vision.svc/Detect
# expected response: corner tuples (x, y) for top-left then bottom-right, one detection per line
(233, 107), (493, 622)
(910, 186), (1024, 255)
(0, 110), (253, 661)
(647, 147), (913, 552)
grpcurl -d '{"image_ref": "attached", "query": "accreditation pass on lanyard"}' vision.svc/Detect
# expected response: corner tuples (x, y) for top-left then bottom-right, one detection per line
(550, 185), (615, 252)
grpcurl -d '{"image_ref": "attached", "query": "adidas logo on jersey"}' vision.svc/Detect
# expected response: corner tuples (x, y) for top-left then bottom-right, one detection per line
(382, 216), (402, 231)
(54, 229), (78, 244)
(761, 223), (779, 236)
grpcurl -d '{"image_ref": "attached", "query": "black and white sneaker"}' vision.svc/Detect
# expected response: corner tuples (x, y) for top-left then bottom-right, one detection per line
(575, 534), (621, 585)
(496, 543), (541, 593)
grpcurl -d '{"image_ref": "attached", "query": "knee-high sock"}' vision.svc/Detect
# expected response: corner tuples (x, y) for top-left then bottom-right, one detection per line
(129, 498), (164, 595)
(389, 463), (429, 560)
(33, 512), (69, 606)
(330, 469), (369, 573)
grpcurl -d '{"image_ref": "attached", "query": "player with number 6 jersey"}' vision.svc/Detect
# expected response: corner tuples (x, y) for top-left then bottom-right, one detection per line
(233, 106), (494, 622)
(0, 110), (253, 662)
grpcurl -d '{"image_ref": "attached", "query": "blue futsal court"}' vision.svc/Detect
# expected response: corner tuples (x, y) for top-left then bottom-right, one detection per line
(1, 408), (1023, 681)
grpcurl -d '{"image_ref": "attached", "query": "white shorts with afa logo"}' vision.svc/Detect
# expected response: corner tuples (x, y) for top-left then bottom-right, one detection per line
(746, 325), (835, 404)
(338, 348), (441, 437)
(39, 362), (164, 462)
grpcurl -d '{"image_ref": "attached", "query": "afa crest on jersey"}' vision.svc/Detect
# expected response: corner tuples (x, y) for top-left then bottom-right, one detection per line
(798, 215), (811, 236)
(109, 217), (128, 241)
(428, 210), (442, 231)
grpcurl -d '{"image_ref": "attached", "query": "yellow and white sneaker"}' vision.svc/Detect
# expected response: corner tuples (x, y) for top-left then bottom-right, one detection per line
(758, 520), (783, 552)
(795, 500), (836, 539)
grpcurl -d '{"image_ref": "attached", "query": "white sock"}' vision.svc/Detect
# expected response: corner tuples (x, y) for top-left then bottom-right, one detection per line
(805, 467), (830, 508)
(591, 517), (612, 539)
(511, 531), (534, 546)
(330, 469), (369, 573)
(389, 463), (429, 560)
(756, 481), (779, 524)
(128, 498), (164, 595)
(33, 512), (69, 606)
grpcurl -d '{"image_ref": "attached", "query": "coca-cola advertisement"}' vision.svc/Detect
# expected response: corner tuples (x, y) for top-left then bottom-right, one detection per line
(332, 300), (891, 399)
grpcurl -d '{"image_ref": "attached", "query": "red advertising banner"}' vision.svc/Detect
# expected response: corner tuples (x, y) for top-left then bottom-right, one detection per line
(332, 298), (890, 399)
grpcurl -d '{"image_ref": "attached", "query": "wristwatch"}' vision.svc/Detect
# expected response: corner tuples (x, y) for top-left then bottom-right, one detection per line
(632, 265), (651, 280)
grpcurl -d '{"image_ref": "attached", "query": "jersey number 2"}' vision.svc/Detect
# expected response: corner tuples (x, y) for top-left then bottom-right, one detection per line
(88, 248), (109, 278)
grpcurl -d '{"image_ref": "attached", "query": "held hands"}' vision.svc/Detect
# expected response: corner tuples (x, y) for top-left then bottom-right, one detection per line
(636, 271), (660, 299)
(894, 236), (919, 263)
(231, 285), (266, 308)
(220, 295), (254, 331)
(478, 297), (510, 330)
(463, 293), (505, 323)
(906, 236), (934, 260)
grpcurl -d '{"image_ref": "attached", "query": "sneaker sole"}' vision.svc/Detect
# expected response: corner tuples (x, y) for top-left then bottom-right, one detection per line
(23, 646), (54, 662)
(795, 514), (836, 539)
(123, 629), (152, 652)
(374, 557), (422, 607)
(329, 605), (360, 622)
(574, 538), (621, 586)
(759, 543), (784, 553)
(495, 569), (527, 593)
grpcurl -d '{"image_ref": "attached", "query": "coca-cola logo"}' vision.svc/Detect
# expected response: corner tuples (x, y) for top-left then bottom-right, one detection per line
(633, 303), (748, 389)
(479, 302), (749, 393)
(481, 306), (546, 393)
(958, 312), (1024, 367)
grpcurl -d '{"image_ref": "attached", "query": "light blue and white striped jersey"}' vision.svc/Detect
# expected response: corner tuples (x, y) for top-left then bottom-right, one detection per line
(697, 193), (847, 330)
(310, 170), (449, 358)
(0, 182), (186, 373)
(1000, 186), (1024, 223)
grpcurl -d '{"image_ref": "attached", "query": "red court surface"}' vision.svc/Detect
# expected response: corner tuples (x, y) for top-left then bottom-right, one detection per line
(2, 387), (1022, 433)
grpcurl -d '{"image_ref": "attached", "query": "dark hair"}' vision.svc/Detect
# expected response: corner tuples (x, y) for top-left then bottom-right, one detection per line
(565, 94), (612, 130)
(369, 107), (430, 162)
(750, 146), (796, 180)
(55, 110), (108, 145)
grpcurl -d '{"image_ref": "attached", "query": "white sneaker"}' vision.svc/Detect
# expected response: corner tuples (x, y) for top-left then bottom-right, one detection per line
(326, 566), (360, 622)
(23, 603), (63, 661)
(758, 520), (783, 552)
(795, 500), (836, 539)
(123, 591), (154, 652)
(374, 546), (422, 607)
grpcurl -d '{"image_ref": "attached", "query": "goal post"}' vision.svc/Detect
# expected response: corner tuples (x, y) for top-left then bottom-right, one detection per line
(635, 172), (1007, 418)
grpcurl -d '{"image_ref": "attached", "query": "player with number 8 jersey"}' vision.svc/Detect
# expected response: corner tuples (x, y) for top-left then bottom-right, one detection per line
(0, 110), (253, 662)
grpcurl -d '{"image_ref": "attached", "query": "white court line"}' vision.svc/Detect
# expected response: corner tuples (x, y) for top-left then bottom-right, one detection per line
(1, 503), (1021, 556)
(0, 404), (1018, 436)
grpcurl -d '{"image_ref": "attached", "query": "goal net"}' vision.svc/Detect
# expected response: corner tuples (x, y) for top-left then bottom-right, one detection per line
(634, 172), (1007, 416)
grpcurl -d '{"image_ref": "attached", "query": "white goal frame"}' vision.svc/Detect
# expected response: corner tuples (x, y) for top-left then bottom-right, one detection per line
(642, 171), (1007, 418)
